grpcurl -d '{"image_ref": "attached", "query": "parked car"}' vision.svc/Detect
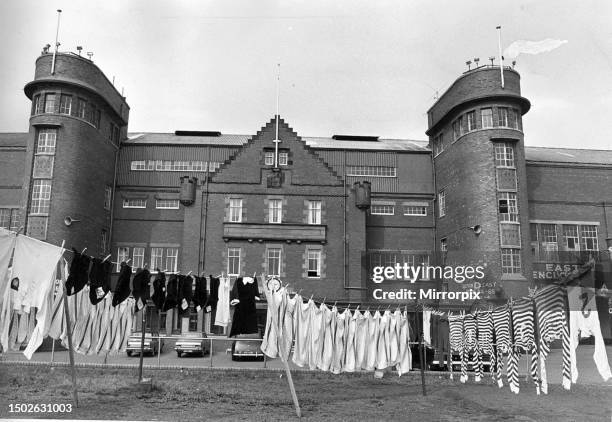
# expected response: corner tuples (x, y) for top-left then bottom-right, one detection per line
(231, 333), (264, 361)
(175, 332), (210, 357)
(126, 332), (163, 356)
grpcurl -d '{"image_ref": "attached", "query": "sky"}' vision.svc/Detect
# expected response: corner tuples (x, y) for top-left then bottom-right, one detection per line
(0, 0), (611, 150)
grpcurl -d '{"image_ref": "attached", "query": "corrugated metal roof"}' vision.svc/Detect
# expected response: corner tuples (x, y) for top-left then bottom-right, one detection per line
(0, 133), (28, 147)
(525, 147), (612, 165)
(125, 132), (430, 152)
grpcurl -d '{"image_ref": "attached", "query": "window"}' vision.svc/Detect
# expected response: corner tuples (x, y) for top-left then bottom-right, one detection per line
(580, 225), (598, 252)
(155, 160), (172, 171)
(30, 180), (52, 214)
(0, 209), (11, 229)
(44, 93), (56, 113)
(77, 98), (86, 119)
(109, 123), (120, 144)
(165, 248), (178, 272)
(117, 247), (129, 272)
(227, 247), (241, 276)
(172, 161), (190, 171)
(452, 119), (461, 141)
(510, 109), (520, 129)
(229, 199), (243, 222)
(438, 189), (446, 218)
(59, 94), (72, 115)
(264, 152), (274, 166)
(563, 225), (580, 250)
(498, 192), (518, 222)
(104, 186), (112, 210)
(132, 247), (145, 269)
(466, 111), (476, 131)
(36, 129), (57, 154)
(346, 166), (396, 177)
(278, 152), (288, 166)
(94, 108), (101, 128)
(540, 224), (559, 261)
(307, 250), (321, 277)
(191, 161), (206, 171)
(0, 209), (20, 232)
(131, 161), (146, 170)
(494, 142), (515, 167)
(307, 200), (321, 224)
(156, 199), (179, 209)
(267, 248), (282, 277)
(403, 205), (427, 216)
(100, 229), (108, 254)
(481, 108), (493, 128)
(433, 133), (444, 156)
(440, 238), (448, 253)
(501, 248), (521, 274)
(9, 209), (20, 232)
(371, 204), (394, 215)
(32, 94), (41, 115)
(498, 107), (509, 127)
(150, 247), (164, 270)
(269, 199), (282, 223)
(457, 115), (465, 136)
(122, 199), (146, 208)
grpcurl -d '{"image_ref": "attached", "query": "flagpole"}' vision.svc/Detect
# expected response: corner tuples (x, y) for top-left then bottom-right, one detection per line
(51, 9), (62, 75)
(496, 26), (504, 89)
(274, 63), (280, 168)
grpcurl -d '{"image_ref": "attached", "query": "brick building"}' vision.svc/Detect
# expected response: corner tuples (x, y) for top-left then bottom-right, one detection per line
(1, 51), (610, 337)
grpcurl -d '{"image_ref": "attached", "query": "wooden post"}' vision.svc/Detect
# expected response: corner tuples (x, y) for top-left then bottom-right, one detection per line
(62, 283), (79, 407)
(416, 301), (427, 396)
(269, 285), (301, 418)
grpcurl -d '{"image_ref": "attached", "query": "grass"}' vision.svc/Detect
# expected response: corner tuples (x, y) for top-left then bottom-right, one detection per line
(0, 364), (610, 421)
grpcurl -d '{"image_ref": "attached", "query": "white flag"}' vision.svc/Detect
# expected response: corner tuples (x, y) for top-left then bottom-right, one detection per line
(504, 39), (568, 59)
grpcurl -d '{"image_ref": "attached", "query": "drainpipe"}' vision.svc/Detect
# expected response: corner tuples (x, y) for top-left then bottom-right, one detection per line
(199, 146), (212, 273)
(107, 139), (120, 259)
(343, 149), (347, 288)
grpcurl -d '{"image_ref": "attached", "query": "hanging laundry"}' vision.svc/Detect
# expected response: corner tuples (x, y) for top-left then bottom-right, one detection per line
(508, 299), (540, 394)
(260, 281), (283, 359)
(331, 307), (349, 374)
(0, 228), (17, 353)
(89, 258), (111, 305)
(214, 275), (231, 327)
(163, 274), (179, 311)
(344, 309), (357, 372)
(207, 275), (220, 310)
(112, 262), (132, 307)
(430, 314), (451, 373)
(193, 275), (208, 312)
(151, 270), (166, 310)
(396, 311), (412, 376)
(65, 249), (91, 296)
(567, 285), (612, 383)
(365, 311), (380, 371)
(307, 301), (323, 370)
(280, 290), (296, 360)
(132, 267), (151, 312)
(533, 285), (572, 393)
(8, 235), (64, 359)
(476, 311), (496, 382)
(291, 295), (311, 367)
(492, 306), (511, 388)
(318, 303), (335, 371)
(354, 310), (369, 370)
(448, 313), (463, 380)
(422, 309), (432, 345)
(376, 310), (390, 371)
(229, 276), (260, 337)
(460, 313), (480, 383)
(177, 274), (193, 316)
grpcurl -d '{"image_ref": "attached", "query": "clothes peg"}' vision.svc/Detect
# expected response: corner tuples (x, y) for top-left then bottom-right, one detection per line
(60, 240), (66, 249)
(81, 247), (87, 254)
(16, 226), (24, 235)
(322, 297), (326, 304)
(101, 253), (111, 262)
(309, 294), (314, 301)
(144, 263), (149, 269)
(125, 258), (131, 264)
(187, 271), (193, 276)
(333, 301), (337, 308)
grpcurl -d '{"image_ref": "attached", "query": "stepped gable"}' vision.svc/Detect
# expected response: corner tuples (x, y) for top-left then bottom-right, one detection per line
(211, 116), (343, 186)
